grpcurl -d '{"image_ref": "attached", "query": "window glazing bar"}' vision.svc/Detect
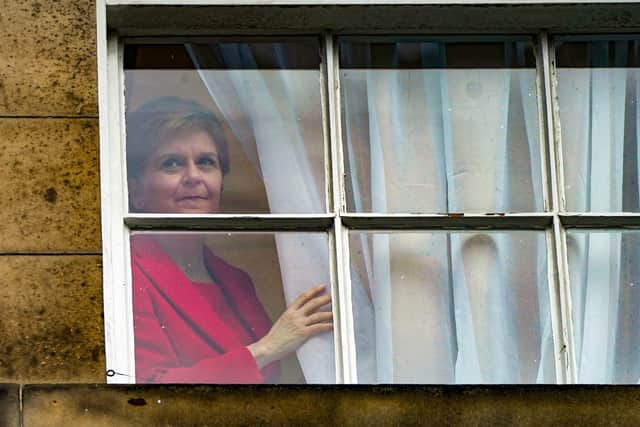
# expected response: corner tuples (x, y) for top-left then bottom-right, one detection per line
(542, 32), (574, 383)
(561, 213), (640, 228)
(326, 33), (358, 384)
(534, 34), (553, 213)
(342, 213), (553, 230)
(124, 214), (335, 231)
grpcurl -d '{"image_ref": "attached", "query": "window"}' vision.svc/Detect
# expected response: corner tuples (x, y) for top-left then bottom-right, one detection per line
(97, 1), (640, 385)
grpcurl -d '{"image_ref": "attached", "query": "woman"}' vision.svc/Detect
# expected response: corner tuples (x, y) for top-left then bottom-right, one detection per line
(127, 97), (333, 383)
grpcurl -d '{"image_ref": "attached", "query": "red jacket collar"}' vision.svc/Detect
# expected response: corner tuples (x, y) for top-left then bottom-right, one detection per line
(131, 234), (248, 352)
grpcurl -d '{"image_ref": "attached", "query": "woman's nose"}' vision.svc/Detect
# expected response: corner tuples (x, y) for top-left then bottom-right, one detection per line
(182, 161), (203, 185)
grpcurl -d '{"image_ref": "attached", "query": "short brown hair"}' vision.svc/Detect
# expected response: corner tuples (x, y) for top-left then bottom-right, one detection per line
(126, 97), (230, 181)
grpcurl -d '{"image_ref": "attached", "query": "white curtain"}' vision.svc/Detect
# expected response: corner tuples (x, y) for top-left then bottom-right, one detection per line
(341, 41), (552, 383)
(558, 40), (640, 383)
(187, 44), (338, 383)
(188, 40), (556, 383)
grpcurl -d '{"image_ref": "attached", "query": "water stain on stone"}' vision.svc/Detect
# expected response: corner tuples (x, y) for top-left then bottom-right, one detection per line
(128, 398), (147, 406)
(31, 1), (42, 17)
(44, 187), (57, 203)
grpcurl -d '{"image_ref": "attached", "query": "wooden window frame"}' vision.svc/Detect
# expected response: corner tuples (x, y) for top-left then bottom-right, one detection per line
(97, 0), (640, 384)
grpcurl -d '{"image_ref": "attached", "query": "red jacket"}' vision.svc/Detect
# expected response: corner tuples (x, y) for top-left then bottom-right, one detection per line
(131, 235), (280, 383)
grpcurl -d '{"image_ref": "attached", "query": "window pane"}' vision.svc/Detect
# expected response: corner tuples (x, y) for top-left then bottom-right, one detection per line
(556, 37), (640, 212)
(350, 230), (554, 383)
(124, 39), (326, 214)
(567, 229), (640, 383)
(130, 231), (334, 384)
(340, 37), (543, 214)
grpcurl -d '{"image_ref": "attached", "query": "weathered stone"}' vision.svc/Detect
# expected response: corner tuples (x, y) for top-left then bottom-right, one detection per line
(20, 385), (640, 427)
(22, 385), (335, 427)
(0, 0), (97, 116)
(0, 118), (100, 253)
(0, 256), (104, 383)
(0, 384), (20, 427)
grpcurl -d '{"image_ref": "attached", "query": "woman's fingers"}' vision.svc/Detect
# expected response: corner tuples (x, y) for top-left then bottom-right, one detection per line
(301, 292), (332, 315)
(250, 287), (334, 366)
(305, 310), (333, 326)
(292, 284), (326, 309)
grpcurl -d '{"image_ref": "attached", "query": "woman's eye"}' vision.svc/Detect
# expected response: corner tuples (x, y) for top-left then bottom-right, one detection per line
(160, 157), (182, 170)
(197, 156), (219, 169)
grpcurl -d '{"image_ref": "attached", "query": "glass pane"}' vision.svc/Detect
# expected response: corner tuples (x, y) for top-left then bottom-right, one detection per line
(556, 37), (640, 212)
(130, 231), (334, 384)
(350, 230), (554, 383)
(124, 39), (326, 214)
(567, 229), (640, 383)
(340, 37), (543, 214)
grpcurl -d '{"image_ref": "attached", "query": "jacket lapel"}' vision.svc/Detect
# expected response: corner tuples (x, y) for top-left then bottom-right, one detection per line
(203, 247), (270, 342)
(131, 235), (244, 353)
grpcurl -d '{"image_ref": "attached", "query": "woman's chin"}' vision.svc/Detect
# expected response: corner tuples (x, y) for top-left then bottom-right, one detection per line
(176, 207), (219, 214)
(169, 198), (219, 214)
(142, 200), (220, 214)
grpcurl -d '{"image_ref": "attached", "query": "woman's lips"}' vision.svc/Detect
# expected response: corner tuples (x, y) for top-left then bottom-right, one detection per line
(179, 196), (206, 199)
(176, 196), (209, 207)
(177, 194), (208, 201)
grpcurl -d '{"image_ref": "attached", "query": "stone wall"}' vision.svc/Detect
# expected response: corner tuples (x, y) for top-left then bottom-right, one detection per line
(0, 0), (103, 388)
(2, 384), (640, 426)
(0, 0), (102, 422)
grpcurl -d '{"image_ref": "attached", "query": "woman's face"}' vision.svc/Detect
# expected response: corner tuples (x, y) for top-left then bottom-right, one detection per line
(131, 130), (223, 214)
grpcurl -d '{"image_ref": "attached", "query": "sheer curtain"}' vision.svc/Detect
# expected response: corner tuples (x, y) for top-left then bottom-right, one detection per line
(342, 40), (553, 383)
(188, 39), (554, 383)
(558, 39), (640, 383)
(187, 43), (337, 383)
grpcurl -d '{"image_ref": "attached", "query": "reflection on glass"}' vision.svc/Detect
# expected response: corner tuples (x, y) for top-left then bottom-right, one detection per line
(340, 37), (543, 214)
(130, 231), (334, 384)
(350, 230), (553, 383)
(567, 229), (640, 383)
(556, 38), (640, 212)
(124, 40), (326, 214)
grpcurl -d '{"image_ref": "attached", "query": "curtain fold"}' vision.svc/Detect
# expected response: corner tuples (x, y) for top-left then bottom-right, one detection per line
(188, 43), (336, 383)
(558, 40), (632, 383)
(447, 67), (515, 383)
(363, 64), (456, 382)
(339, 46), (378, 382)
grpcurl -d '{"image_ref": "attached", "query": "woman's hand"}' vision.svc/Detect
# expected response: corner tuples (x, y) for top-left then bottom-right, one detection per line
(248, 284), (333, 368)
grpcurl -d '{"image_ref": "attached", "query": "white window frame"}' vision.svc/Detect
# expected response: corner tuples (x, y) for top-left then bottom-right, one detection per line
(97, 0), (640, 385)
